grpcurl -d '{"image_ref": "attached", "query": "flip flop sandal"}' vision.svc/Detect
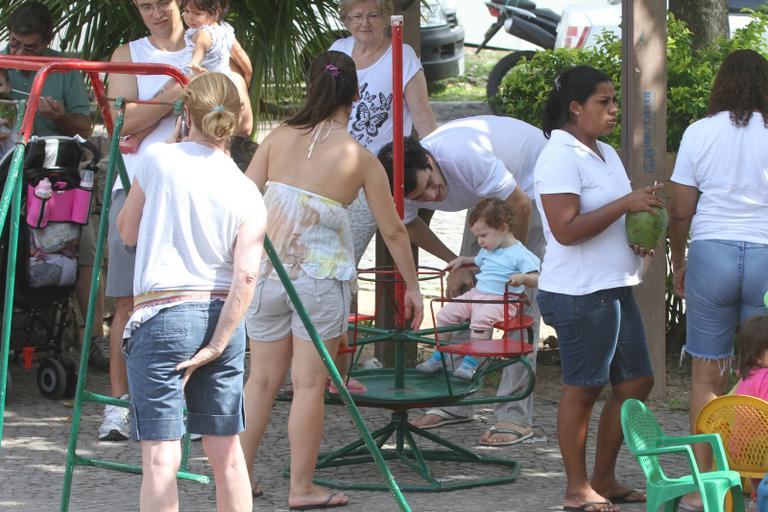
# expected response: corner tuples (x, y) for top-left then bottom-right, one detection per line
(606, 489), (645, 504)
(410, 409), (473, 430)
(289, 491), (348, 510)
(563, 500), (615, 511)
(479, 425), (534, 446)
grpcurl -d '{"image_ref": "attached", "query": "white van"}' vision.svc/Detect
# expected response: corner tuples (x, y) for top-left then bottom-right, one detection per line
(555, 0), (767, 49)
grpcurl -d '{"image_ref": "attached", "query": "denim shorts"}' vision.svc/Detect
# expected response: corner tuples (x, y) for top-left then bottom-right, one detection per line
(245, 274), (351, 342)
(684, 239), (768, 360)
(124, 299), (246, 441)
(537, 287), (653, 387)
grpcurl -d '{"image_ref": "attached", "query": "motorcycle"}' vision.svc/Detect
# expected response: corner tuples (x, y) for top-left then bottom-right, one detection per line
(477, 0), (560, 113)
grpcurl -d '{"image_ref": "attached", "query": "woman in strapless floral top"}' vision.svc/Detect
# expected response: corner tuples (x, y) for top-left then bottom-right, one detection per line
(240, 51), (424, 510)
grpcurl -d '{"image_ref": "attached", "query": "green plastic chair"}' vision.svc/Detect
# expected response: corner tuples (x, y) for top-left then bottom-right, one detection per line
(620, 399), (745, 512)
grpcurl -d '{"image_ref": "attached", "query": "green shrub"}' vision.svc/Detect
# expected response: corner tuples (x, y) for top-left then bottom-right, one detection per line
(495, 12), (768, 152)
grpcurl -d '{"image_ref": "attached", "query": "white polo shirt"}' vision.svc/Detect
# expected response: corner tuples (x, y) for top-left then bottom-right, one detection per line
(534, 130), (641, 295)
(404, 116), (547, 223)
(671, 111), (768, 244)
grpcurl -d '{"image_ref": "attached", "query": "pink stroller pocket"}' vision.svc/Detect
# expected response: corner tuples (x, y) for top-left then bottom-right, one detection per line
(26, 185), (92, 228)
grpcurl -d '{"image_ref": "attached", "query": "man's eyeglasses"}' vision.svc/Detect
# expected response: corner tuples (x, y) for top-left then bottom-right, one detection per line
(137, 0), (175, 15)
(347, 12), (384, 25)
(8, 36), (44, 53)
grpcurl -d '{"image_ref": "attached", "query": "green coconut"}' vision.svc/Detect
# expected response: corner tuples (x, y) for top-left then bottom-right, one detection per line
(625, 206), (669, 251)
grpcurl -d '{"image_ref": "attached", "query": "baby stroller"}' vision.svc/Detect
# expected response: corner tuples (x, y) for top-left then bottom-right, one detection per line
(0, 135), (100, 399)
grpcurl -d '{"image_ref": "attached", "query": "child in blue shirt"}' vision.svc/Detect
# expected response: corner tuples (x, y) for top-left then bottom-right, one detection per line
(417, 197), (540, 380)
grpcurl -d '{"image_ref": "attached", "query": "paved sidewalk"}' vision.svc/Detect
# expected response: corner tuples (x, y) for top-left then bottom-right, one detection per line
(1, 357), (692, 512)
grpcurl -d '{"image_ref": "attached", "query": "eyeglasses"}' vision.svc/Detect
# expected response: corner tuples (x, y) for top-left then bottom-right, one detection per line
(346, 12), (384, 25)
(8, 35), (45, 54)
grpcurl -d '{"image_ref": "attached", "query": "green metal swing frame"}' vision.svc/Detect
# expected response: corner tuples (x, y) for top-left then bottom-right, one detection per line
(0, 57), (412, 512)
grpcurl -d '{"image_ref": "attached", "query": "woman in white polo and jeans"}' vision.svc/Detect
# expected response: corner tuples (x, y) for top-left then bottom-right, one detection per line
(670, 49), (768, 511)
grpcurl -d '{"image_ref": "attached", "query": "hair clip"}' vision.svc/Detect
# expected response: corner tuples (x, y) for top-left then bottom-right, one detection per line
(210, 104), (225, 113)
(325, 64), (340, 78)
(554, 75), (562, 92)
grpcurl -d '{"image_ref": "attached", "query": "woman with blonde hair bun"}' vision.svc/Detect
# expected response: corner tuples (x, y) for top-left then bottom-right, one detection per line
(117, 71), (267, 511)
(184, 71), (241, 140)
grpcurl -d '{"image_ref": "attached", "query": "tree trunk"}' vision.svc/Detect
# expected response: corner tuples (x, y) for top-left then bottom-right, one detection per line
(669, 0), (729, 51)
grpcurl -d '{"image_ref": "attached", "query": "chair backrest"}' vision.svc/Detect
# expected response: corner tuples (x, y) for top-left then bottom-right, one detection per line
(696, 394), (768, 479)
(621, 399), (667, 483)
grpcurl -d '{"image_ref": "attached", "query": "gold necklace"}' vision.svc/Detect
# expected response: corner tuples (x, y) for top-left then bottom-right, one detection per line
(306, 118), (342, 160)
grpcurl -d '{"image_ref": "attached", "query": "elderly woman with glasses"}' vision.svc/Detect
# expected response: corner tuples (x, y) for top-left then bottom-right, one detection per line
(330, 0), (438, 264)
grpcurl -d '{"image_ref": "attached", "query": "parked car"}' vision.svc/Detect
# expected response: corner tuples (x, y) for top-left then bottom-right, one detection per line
(555, 0), (767, 49)
(420, 0), (466, 81)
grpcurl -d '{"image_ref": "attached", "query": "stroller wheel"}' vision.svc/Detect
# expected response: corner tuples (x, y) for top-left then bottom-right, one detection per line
(55, 355), (78, 399)
(37, 358), (67, 399)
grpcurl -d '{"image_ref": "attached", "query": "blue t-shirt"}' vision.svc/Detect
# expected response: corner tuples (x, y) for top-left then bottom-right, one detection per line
(474, 242), (540, 296)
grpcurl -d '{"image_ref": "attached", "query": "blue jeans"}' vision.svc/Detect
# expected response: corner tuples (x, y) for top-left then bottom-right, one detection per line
(537, 287), (653, 387)
(124, 300), (246, 440)
(685, 239), (768, 359)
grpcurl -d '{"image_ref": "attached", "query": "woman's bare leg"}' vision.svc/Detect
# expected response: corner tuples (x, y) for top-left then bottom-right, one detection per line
(591, 375), (654, 501)
(286, 334), (348, 509)
(558, 385), (618, 512)
(682, 357), (729, 507)
(240, 337), (292, 490)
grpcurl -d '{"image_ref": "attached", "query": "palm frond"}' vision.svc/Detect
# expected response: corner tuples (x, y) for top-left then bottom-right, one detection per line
(0, 0), (343, 134)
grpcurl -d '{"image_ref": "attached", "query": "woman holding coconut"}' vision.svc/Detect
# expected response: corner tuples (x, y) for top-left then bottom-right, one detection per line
(533, 65), (664, 512)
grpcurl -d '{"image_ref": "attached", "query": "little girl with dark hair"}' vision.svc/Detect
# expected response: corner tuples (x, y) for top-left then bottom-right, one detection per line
(734, 315), (768, 512)
(181, 0), (252, 84)
(736, 315), (768, 401)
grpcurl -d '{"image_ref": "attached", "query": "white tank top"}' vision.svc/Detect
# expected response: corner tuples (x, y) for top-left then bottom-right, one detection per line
(113, 37), (188, 194)
(129, 37), (188, 100)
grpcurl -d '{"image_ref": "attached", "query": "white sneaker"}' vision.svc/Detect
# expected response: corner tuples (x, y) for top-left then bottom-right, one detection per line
(415, 357), (444, 374)
(98, 395), (130, 441)
(453, 363), (477, 382)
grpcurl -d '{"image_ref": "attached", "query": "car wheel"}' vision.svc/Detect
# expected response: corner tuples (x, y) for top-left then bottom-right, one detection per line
(487, 50), (536, 115)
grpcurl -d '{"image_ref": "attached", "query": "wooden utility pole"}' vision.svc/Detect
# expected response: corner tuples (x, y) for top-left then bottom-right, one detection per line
(374, 1), (421, 367)
(621, 0), (667, 397)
